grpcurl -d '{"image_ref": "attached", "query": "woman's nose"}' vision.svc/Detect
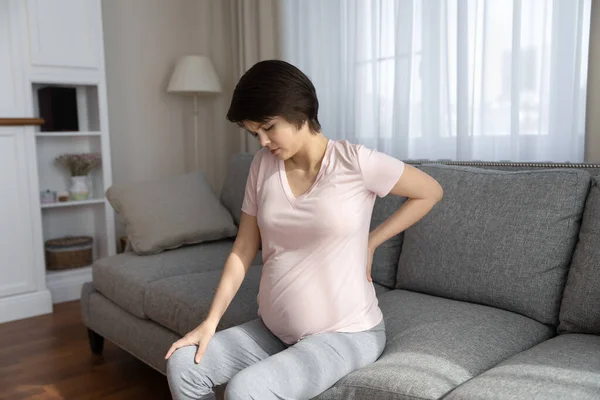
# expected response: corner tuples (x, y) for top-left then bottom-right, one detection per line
(258, 132), (270, 147)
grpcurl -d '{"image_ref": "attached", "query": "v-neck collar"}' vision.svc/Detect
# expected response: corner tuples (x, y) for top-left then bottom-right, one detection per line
(279, 139), (333, 206)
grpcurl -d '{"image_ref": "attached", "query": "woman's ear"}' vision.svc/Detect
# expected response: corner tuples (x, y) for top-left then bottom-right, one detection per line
(299, 120), (316, 135)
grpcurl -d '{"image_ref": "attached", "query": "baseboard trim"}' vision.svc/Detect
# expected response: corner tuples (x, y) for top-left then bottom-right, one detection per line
(46, 266), (92, 304)
(0, 290), (53, 324)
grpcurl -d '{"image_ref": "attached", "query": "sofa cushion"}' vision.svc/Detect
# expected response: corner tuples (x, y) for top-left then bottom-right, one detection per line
(144, 267), (263, 335)
(396, 165), (591, 325)
(220, 153), (254, 225)
(106, 171), (238, 255)
(445, 334), (600, 400)
(373, 282), (391, 296)
(93, 240), (261, 318)
(370, 195), (408, 288)
(559, 177), (600, 334)
(315, 289), (553, 400)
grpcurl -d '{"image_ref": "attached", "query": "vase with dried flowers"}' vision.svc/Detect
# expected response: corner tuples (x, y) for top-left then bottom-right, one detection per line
(55, 153), (102, 200)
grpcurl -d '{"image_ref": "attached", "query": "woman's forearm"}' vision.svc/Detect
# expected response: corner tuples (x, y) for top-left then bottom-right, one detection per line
(369, 197), (439, 250)
(203, 252), (251, 328)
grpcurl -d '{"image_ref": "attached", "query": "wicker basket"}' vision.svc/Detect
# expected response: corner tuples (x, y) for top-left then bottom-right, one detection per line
(45, 236), (93, 270)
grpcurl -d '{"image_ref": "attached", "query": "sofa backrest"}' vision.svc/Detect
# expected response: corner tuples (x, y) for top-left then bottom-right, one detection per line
(220, 153), (254, 225)
(395, 164), (591, 326)
(558, 176), (600, 334)
(370, 195), (407, 288)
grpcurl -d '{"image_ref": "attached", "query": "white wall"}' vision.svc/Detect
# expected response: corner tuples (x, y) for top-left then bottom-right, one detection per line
(586, 0), (600, 163)
(101, 0), (242, 237)
(197, 0), (243, 191)
(103, 0), (190, 184)
(101, 0), (241, 187)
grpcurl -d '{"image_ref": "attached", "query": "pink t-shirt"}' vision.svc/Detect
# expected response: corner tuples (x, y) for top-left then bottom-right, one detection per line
(241, 139), (405, 344)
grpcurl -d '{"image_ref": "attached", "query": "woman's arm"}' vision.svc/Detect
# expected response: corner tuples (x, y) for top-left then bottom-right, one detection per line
(366, 165), (443, 280)
(165, 211), (261, 362)
(204, 211), (261, 327)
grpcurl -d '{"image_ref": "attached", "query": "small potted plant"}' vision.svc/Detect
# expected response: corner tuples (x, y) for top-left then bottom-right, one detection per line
(55, 153), (102, 200)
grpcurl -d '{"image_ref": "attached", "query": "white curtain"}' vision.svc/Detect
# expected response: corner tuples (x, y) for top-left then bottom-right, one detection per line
(281, 0), (592, 162)
(229, 0), (281, 153)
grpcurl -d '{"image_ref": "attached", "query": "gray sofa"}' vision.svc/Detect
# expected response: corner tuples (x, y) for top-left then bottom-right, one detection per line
(81, 154), (600, 400)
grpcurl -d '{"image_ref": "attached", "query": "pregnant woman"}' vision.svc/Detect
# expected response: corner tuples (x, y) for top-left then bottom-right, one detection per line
(165, 60), (443, 400)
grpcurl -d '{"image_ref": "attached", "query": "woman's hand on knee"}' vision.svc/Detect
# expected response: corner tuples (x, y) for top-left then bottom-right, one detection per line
(165, 320), (217, 364)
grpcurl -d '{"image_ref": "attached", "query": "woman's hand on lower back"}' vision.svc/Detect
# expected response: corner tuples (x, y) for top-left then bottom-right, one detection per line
(367, 242), (376, 282)
(164, 320), (218, 363)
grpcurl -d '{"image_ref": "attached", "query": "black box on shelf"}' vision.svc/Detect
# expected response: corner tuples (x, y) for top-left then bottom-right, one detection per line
(38, 87), (79, 132)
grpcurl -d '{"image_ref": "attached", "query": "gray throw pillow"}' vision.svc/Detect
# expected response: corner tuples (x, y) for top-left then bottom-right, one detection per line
(106, 171), (237, 255)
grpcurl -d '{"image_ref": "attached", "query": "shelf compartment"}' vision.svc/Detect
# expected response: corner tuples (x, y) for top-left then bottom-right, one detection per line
(36, 135), (104, 200)
(41, 206), (108, 270)
(32, 83), (100, 132)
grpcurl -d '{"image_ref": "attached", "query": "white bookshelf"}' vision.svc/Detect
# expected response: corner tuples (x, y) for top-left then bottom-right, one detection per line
(34, 83), (115, 304)
(1, 0), (115, 322)
(29, 0), (115, 305)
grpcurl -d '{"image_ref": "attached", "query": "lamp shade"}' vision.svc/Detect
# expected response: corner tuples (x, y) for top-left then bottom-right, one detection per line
(167, 55), (222, 93)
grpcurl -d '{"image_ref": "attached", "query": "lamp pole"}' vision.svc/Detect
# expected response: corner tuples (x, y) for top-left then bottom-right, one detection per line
(193, 93), (199, 171)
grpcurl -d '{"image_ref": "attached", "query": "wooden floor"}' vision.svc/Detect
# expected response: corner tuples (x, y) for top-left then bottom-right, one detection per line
(0, 301), (172, 400)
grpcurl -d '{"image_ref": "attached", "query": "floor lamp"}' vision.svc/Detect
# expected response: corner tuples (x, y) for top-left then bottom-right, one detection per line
(167, 55), (222, 171)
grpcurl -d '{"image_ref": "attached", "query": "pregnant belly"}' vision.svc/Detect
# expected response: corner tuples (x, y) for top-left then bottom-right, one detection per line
(257, 283), (362, 344)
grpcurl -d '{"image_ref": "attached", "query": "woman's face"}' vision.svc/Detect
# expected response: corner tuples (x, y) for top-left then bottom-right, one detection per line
(244, 117), (307, 160)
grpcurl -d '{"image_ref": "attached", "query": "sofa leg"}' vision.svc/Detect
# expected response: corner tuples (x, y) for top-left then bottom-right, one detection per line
(87, 328), (105, 355)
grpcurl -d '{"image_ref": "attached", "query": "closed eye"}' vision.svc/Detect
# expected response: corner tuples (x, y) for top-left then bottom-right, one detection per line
(246, 130), (258, 138)
(264, 125), (274, 131)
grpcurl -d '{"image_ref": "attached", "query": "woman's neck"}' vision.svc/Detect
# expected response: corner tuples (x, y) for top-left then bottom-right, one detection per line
(287, 134), (329, 172)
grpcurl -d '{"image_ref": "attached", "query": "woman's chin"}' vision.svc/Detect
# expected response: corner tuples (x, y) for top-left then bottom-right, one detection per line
(271, 148), (284, 158)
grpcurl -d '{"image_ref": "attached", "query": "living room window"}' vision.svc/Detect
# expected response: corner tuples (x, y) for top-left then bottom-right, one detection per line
(281, 0), (591, 162)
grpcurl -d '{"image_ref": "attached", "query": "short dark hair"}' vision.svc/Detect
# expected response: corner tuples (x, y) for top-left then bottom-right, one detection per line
(226, 60), (321, 133)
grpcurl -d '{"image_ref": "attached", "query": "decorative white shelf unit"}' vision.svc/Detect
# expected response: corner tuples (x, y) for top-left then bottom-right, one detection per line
(0, 0), (116, 322)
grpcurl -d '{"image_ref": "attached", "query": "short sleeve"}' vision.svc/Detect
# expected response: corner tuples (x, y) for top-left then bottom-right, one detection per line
(357, 145), (405, 197)
(241, 151), (262, 216)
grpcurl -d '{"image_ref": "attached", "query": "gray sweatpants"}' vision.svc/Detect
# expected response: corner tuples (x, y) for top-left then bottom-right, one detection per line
(166, 318), (386, 400)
